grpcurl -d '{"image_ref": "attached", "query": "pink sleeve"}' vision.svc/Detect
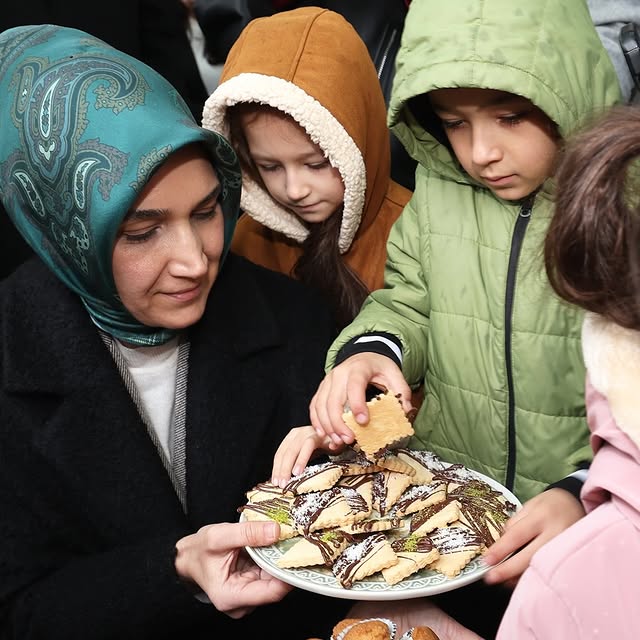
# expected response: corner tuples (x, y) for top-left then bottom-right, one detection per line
(496, 566), (580, 640)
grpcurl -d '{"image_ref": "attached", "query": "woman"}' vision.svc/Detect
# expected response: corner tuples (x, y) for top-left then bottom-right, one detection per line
(0, 24), (348, 639)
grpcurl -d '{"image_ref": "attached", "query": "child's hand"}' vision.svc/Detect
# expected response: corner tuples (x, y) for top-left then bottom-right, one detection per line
(309, 353), (412, 447)
(270, 426), (337, 488)
(482, 487), (586, 587)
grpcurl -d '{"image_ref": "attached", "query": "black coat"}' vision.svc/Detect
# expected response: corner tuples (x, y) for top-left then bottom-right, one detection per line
(0, 254), (348, 639)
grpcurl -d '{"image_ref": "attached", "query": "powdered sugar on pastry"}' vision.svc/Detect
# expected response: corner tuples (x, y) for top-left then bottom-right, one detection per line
(389, 482), (447, 517)
(332, 533), (399, 588)
(428, 525), (483, 578)
(409, 498), (461, 535)
(283, 461), (344, 494)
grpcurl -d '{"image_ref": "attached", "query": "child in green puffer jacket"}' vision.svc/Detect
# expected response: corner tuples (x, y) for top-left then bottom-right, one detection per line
(270, 0), (622, 637)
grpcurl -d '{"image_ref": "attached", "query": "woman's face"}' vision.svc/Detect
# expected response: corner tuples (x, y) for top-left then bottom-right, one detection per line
(112, 144), (224, 330)
(240, 110), (345, 223)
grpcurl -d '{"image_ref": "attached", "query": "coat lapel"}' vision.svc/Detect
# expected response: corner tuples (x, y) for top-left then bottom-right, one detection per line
(184, 256), (287, 526)
(3, 263), (187, 534)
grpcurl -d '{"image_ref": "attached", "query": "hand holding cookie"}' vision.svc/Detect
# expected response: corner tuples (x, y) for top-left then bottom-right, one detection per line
(310, 353), (413, 447)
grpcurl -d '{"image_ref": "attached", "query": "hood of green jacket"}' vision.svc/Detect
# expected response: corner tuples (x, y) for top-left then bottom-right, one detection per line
(389, 0), (622, 185)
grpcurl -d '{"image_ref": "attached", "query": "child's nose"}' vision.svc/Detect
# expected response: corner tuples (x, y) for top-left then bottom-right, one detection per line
(471, 128), (502, 166)
(285, 170), (311, 201)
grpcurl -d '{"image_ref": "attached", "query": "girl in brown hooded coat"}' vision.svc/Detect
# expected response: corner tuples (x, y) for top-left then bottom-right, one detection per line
(202, 7), (412, 328)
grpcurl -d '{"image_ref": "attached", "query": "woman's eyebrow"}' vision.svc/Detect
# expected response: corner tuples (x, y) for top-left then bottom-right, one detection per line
(124, 184), (222, 220)
(197, 184), (221, 207)
(124, 207), (166, 221)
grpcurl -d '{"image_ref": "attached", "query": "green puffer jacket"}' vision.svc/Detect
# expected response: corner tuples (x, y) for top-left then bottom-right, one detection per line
(327, 0), (622, 502)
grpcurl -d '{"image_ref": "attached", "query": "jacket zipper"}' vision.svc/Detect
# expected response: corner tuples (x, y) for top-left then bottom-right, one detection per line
(375, 26), (398, 80)
(504, 197), (534, 491)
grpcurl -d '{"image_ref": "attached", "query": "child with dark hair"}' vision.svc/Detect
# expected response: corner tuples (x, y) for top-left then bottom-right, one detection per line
(271, 0), (622, 636)
(496, 104), (640, 639)
(202, 7), (412, 329)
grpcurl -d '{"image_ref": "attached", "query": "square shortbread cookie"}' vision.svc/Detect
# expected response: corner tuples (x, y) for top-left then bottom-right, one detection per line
(342, 393), (415, 460)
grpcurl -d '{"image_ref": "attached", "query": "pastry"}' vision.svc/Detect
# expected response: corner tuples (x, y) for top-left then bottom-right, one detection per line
(381, 534), (440, 584)
(332, 533), (399, 588)
(373, 450), (417, 476)
(331, 449), (386, 475)
(372, 470), (413, 515)
(327, 618), (440, 640)
(331, 618), (397, 640)
(448, 477), (516, 543)
(389, 482), (447, 517)
(428, 525), (483, 578)
(245, 480), (289, 503)
(237, 496), (298, 540)
(396, 448), (449, 484)
(337, 473), (375, 510)
(338, 514), (403, 535)
(293, 486), (370, 534)
(283, 461), (344, 494)
(277, 529), (352, 569)
(342, 392), (415, 461)
(409, 498), (461, 535)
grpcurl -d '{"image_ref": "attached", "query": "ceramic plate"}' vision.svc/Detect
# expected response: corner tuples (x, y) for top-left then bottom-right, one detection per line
(242, 470), (521, 601)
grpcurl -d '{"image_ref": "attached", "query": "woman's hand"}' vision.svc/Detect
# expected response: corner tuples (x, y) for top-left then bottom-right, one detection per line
(174, 521), (293, 618)
(310, 353), (412, 447)
(483, 487), (586, 587)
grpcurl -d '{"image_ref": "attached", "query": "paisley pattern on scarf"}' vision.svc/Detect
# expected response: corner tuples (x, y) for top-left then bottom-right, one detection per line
(0, 25), (241, 346)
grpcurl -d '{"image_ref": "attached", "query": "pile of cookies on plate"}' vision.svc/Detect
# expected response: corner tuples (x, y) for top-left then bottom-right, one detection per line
(238, 392), (517, 589)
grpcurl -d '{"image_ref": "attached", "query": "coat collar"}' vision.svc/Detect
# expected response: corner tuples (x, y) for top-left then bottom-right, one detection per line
(1, 254), (289, 528)
(582, 312), (640, 448)
(1, 254), (284, 395)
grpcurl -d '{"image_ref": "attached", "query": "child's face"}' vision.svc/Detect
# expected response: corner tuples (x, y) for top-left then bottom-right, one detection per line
(240, 110), (345, 223)
(429, 88), (560, 200)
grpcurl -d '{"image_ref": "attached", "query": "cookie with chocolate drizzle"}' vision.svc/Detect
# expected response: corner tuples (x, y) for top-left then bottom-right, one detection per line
(238, 496), (298, 540)
(277, 529), (354, 569)
(342, 392), (415, 461)
(449, 479), (516, 544)
(428, 525), (483, 578)
(332, 533), (399, 588)
(381, 534), (440, 585)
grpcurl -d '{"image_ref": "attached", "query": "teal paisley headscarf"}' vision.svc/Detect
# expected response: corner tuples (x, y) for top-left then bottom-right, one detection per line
(0, 25), (242, 346)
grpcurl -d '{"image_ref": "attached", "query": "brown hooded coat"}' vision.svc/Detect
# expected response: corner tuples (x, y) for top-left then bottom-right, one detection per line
(202, 7), (411, 293)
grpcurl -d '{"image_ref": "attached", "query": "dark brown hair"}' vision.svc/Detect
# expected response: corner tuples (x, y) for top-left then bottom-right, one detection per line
(227, 102), (369, 328)
(545, 106), (640, 330)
